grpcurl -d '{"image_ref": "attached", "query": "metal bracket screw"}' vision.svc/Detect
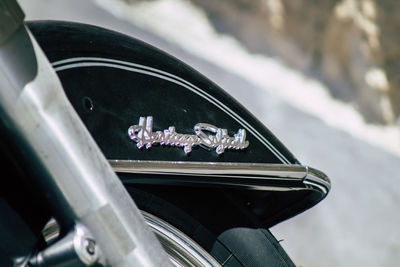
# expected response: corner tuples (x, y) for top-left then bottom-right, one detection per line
(85, 238), (96, 256)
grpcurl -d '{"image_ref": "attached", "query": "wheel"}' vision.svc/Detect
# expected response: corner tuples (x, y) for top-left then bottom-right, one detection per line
(141, 211), (219, 266)
(126, 186), (295, 267)
(41, 187), (294, 267)
(41, 211), (220, 267)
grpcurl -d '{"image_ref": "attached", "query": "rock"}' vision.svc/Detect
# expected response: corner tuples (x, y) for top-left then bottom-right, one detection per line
(182, 0), (399, 125)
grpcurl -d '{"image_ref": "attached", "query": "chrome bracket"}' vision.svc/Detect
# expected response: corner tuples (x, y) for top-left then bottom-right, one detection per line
(29, 223), (101, 267)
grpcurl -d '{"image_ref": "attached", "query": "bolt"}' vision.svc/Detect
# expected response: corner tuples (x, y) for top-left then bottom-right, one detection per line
(85, 238), (96, 256)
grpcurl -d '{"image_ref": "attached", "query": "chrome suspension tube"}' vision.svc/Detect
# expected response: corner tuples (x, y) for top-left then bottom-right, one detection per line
(0, 1), (170, 266)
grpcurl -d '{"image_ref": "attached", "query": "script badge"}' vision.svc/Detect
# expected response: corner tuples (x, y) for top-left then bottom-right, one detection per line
(128, 116), (249, 154)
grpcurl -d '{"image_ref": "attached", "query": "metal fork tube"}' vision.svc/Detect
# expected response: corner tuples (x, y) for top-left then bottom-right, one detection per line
(0, 3), (171, 266)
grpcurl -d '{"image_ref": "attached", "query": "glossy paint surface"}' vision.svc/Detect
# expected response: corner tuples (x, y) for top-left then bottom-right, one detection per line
(28, 21), (329, 228)
(29, 21), (298, 165)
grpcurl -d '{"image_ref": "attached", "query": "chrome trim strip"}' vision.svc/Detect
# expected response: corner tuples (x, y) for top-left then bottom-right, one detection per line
(109, 160), (330, 194)
(304, 167), (331, 194)
(110, 160), (306, 179)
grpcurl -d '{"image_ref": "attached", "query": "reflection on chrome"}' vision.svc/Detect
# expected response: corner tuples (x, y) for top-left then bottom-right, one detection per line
(42, 213), (221, 267)
(128, 116), (249, 154)
(109, 160), (330, 194)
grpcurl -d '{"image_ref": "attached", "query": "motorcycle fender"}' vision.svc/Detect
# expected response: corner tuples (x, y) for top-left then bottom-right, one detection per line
(29, 21), (330, 227)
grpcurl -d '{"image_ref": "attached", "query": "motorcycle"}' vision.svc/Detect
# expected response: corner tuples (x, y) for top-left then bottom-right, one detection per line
(0, 0), (330, 266)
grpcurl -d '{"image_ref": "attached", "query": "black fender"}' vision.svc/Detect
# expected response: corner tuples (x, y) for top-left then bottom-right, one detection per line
(28, 21), (330, 236)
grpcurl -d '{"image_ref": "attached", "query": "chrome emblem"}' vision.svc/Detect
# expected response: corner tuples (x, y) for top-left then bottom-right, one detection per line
(128, 116), (249, 154)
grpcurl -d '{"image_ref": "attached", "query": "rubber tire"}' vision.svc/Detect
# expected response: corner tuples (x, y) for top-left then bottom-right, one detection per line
(128, 186), (295, 267)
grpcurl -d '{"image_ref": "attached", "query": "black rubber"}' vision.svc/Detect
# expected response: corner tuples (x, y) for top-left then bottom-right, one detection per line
(216, 228), (295, 267)
(128, 186), (295, 267)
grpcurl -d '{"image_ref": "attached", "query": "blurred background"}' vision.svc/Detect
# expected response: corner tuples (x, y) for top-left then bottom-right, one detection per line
(19, 0), (400, 266)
